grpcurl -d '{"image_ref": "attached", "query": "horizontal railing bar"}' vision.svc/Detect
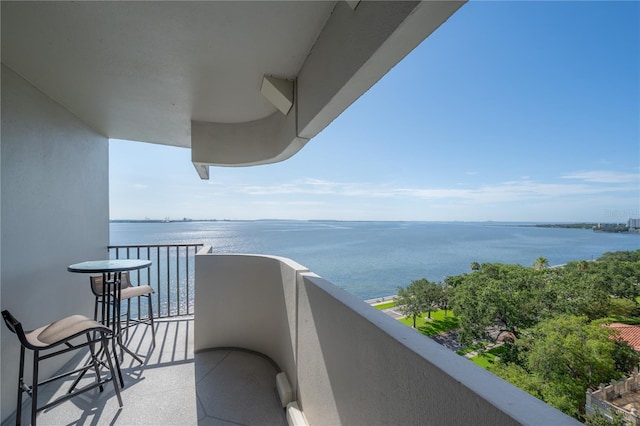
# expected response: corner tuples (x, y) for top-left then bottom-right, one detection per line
(108, 244), (203, 249)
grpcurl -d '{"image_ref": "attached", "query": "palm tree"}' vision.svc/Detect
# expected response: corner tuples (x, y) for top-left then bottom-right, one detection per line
(533, 257), (549, 270)
(577, 260), (589, 271)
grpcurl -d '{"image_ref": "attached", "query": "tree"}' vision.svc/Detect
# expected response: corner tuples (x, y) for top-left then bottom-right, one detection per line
(421, 280), (442, 319)
(594, 259), (640, 300)
(533, 257), (549, 270)
(396, 279), (445, 325)
(440, 281), (454, 317)
(451, 263), (543, 345)
(470, 261), (481, 271)
(585, 409), (626, 426)
(451, 270), (493, 344)
(598, 250), (640, 263)
(577, 260), (590, 271)
(513, 315), (630, 419)
(540, 266), (611, 320)
(610, 335), (640, 373)
(445, 251), (640, 421)
(443, 274), (464, 288)
(396, 280), (426, 328)
(488, 363), (544, 400)
(524, 315), (618, 384)
(608, 298), (638, 317)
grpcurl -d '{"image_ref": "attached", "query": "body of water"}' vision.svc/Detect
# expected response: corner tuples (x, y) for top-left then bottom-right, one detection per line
(110, 220), (640, 300)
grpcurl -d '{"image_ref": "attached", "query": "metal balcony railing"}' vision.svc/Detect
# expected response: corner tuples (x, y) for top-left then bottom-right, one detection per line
(108, 244), (204, 318)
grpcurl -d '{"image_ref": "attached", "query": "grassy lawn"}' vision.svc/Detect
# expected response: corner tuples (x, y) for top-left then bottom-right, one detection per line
(456, 343), (485, 356)
(469, 345), (507, 368)
(398, 309), (459, 336)
(373, 301), (396, 310)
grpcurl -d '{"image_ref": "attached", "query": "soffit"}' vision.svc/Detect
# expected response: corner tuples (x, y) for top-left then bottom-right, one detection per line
(1, 1), (336, 148)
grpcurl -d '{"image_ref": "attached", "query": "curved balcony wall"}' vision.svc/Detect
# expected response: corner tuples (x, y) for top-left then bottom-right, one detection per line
(194, 249), (580, 425)
(195, 250), (304, 394)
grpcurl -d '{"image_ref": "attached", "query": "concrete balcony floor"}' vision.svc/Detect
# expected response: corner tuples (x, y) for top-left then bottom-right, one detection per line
(2, 318), (287, 426)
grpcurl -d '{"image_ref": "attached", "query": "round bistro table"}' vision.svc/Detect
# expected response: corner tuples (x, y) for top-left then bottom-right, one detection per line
(68, 259), (152, 386)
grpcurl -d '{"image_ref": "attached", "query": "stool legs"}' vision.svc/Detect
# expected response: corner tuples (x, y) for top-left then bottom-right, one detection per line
(16, 346), (25, 426)
(15, 334), (122, 425)
(101, 334), (123, 407)
(88, 335), (104, 393)
(31, 351), (39, 426)
(149, 297), (156, 347)
(124, 299), (130, 342)
(14, 344), (40, 425)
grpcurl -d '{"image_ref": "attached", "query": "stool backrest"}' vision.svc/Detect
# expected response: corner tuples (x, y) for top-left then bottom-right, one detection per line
(90, 272), (132, 296)
(2, 310), (33, 349)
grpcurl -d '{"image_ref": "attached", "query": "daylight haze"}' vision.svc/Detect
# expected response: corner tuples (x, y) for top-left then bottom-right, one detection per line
(109, 1), (640, 222)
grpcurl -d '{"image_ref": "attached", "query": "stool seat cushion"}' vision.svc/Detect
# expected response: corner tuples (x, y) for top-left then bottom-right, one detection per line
(26, 315), (109, 347)
(120, 285), (154, 300)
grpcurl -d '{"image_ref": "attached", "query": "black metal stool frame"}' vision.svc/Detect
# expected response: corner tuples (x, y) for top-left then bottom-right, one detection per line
(91, 271), (156, 350)
(2, 310), (123, 425)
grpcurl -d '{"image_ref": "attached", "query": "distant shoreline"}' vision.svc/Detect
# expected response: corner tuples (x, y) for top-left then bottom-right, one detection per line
(110, 219), (640, 234)
(110, 219), (631, 224)
(522, 223), (638, 234)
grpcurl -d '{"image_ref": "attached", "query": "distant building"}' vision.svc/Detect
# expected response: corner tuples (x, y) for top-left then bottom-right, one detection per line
(586, 368), (640, 426)
(629, 218), (640, 231)
(584, 326), (640, 424)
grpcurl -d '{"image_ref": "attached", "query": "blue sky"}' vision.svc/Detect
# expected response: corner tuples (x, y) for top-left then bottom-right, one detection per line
(110, 1), (639, 222)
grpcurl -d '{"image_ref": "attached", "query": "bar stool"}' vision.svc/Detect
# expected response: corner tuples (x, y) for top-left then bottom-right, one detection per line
(1, 310), (123, 425)
(90, 271), (155, 346)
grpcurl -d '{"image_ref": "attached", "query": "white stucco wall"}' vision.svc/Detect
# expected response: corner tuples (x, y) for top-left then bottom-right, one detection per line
(194, 252), (581, 425)
(0, 65), (110, 421)
(194, 251), (303, 395)
(296, 275), (581, 425)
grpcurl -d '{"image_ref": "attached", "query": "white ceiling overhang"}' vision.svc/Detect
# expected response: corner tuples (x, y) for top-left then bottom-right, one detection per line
(1, 1), (465, 178)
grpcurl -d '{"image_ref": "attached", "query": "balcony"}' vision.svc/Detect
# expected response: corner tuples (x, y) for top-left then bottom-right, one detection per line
(1, 317), (286, 425)
(1, 243), (581, 425)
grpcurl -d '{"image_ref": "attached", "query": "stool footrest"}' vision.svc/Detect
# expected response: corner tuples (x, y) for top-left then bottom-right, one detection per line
(39, 379), (115, 413)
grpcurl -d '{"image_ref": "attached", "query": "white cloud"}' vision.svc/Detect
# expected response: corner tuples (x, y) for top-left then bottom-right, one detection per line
(561, 170), (639, 184)
(252, 200), (324, 206)
(236, 178), (342, 195)
(130, 183), (148, 189)
(223, 174), (638, 207)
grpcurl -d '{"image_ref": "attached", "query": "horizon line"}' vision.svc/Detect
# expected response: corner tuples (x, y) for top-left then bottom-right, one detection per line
(109, 218), (636, 224)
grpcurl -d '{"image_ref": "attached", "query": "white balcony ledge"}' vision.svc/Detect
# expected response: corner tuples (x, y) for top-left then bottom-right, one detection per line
(195, 250), (581, 426)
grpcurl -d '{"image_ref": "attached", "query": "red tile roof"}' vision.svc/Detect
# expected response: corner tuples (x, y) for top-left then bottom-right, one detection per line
(607, 323), (640, 351)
